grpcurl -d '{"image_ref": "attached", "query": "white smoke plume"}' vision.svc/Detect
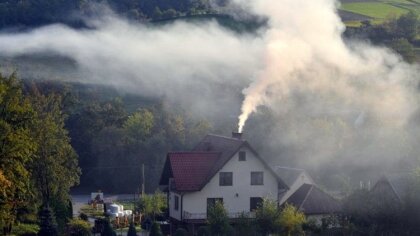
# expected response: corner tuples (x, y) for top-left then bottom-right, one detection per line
(0, 13), (263, 121)
(236, 0), (419, 133)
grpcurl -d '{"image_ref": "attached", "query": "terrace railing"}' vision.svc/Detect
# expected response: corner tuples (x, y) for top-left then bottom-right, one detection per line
(182, 211), (255, 220)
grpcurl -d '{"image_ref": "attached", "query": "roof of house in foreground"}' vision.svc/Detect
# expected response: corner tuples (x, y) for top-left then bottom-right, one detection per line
(285, 183), (341, 215)
(160, 134), (289, 192)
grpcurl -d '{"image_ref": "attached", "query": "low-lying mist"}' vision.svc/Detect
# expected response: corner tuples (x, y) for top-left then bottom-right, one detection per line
(0, 0), (419, 189)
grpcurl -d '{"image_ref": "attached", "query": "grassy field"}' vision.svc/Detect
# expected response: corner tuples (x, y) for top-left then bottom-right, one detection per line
(339, 0), (420, 25)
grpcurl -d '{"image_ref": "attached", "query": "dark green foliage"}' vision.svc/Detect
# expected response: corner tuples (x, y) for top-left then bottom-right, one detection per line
(234, 212), (255, 236)
(255, 199), (281, 235)
(38, 206), (58, 236)
(79, 213), (89, 221)
(0, 73), (37, 232)
(127, 222), (137, 236)
(388, 38), (416, 63)
(149, 222), (163, 236)
(101, 219), (116, 236)
(174, 227), (188, 236)
(0, 0), (213, 28)
(67, 219), (92, 236)
(68, 200), (73, 220)
(11, 223), (39, 236)
(343, 188), (403, 234)
(345, 11), (419, 63)
(197, 226), (210, 236)
(207, 201), (232, 236)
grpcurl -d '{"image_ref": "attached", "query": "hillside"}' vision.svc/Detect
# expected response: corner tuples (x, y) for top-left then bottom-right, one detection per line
(339, 0), (420, 26)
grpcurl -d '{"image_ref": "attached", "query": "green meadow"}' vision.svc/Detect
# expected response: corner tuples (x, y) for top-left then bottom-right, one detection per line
(340, 0), (420, 25)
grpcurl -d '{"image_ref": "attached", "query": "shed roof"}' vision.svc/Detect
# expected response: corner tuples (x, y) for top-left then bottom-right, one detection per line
(285, 184), (341, 215)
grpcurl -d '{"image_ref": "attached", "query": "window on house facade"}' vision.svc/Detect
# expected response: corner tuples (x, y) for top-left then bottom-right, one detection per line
(250, 197), (263, 211)
(207, 198), (223, 213)
(174, 195), (179, 211)
(219, 172), (233, 186)
(239, 151), (246, 161)
(251, 171), (264, 185)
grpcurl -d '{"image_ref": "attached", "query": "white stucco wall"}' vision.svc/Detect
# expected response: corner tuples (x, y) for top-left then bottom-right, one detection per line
(279, 172), (314, 204)
(168, 191), (182, 220)
(180, 147), (279, 218)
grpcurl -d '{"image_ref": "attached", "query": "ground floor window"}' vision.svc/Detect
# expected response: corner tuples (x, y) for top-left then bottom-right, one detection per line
(250, 197), (263, 211)
(207, 198), (223, 213)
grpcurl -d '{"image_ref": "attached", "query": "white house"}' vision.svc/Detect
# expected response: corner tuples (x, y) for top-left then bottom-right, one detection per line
(159, 133), (289, 232)
(159, 133), (341, 233)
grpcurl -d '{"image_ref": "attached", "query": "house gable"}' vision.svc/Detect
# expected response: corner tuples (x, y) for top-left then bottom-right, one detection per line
(182, 145), (281, 216)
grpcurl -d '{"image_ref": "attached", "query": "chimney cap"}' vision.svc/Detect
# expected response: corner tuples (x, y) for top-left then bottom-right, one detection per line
(232, 132), (242, 140)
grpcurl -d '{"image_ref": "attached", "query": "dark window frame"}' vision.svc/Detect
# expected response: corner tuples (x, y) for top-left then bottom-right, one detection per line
(207, 198), (223, 215)
(250, 197), (263, 211)
(239, 151), (246, 161)
(251, 171), (264, 185)
(174, 195), (179, 210)
(219, 172), (233, 186)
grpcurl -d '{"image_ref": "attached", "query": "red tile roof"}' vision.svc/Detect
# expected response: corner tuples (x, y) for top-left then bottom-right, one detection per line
(168, 152), (221, 191)
(159, 134), (289, 192)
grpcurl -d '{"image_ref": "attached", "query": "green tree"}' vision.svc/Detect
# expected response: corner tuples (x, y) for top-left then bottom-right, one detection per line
(234, 212), (255, 236)
(255, 199), (281, 235)
(0, 73), (37, 233)
(67, 219), (92, 236)
(29, 90), (80, 230)
(388, 38), (416, 63)
(396, 11), (419, 41)
(152, 7), (162, 19)
(197, 226), (210, 236)
(149, 222), (162, 236)
(38, 206), (58, 236)
(127, 222), (137, 236)
(123, 109), (154, 142)
(174, 227), (188, 236)
(137, 191), (167, 220)
(278, 203), (306, 236)
(101, 219), (116, 236)
(207, 201), (232, 236)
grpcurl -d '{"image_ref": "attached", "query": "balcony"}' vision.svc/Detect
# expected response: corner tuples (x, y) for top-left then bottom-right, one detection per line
(182, 211), (255, 220)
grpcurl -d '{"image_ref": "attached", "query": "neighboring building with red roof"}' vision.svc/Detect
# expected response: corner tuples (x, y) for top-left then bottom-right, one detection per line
(159, 132), (289, 232)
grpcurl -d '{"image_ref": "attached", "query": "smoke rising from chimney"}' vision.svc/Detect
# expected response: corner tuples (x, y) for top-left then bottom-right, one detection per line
(236, 0), (419, 133)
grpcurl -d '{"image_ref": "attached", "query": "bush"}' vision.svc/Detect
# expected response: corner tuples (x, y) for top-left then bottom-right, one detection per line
(80, 213), (89, 221)
(174, 227), (188, 236)
(101, 219), (116, 236)
(197, 226), (210, 236)
(127, 222), (137, 236)
(149, 222), (163, 236)
(67, 219), (92, 236)
(11, 223), (39, 236)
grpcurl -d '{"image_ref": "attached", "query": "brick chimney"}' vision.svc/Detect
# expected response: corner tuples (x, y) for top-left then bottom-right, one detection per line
(232, 132), (242, 140)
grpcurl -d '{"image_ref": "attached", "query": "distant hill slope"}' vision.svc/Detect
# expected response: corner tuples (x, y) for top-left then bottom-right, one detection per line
(339, 0), (420, 25)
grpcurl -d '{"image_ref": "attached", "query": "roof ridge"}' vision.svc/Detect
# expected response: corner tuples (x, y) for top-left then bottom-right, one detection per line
(206, 133), (245, 142)
(168, 151), (221, 154)
(275, 166), (305, 171)
(299, 184), (314, 210)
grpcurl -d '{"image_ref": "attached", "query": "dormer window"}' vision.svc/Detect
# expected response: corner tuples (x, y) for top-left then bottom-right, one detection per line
(239, 151), (246, 161)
